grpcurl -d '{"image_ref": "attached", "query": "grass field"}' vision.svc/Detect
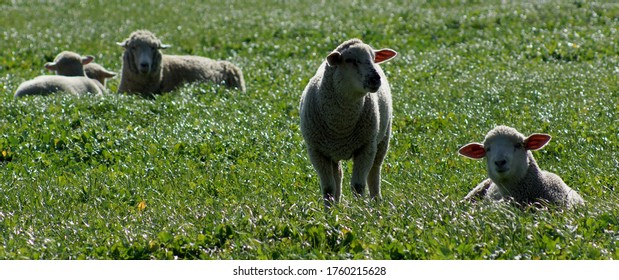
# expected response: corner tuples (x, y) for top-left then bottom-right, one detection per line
(0, 0), (618, 259)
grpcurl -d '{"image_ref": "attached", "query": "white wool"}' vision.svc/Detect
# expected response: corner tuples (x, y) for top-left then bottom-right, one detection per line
(14, 75), (104, 98)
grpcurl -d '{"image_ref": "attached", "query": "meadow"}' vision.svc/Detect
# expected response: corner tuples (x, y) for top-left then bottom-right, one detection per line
(0, 0), (618, 259)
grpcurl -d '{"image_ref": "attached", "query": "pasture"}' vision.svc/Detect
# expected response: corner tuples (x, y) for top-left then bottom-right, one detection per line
(0, 0), (618, 259)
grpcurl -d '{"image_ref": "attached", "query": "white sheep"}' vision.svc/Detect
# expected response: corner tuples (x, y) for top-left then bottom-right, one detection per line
(14, 51), (105, 98)
(44, 51), (116, 87)
(299, 38), (397, 207)
(116, 30), (246, 97)
(458, 125), (585, 208)
(13, 75), (104, 98)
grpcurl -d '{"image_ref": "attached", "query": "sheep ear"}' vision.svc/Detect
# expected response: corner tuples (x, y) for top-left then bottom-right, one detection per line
(459, 143), (486, 159)
(44, 62), (58, 71)
(82, 55), (94, 65)
(374, 49), (397, 64)
(117, 41), (128, 48)
(102, 70), (117, 78)
(160, 44), (171, 49)
(326, 51), (342, 67)
(525, 133), (551, 150)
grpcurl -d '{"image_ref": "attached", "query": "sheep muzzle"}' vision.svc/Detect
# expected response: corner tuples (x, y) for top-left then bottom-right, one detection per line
(365, 73), (381, 93)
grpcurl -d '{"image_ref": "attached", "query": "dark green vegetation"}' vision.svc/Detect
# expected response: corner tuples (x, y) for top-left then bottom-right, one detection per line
(0, 0), (618, 259)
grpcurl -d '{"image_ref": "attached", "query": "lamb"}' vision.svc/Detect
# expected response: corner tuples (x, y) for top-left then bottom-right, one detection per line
(44, 51), (116, 87)
(14, 51), (105, 98)
(13, 75), (104, 98)
(299, 38), (397, 207)
(458, 125), (585, 208)
(83, 63), (117, 87)
(116, 30), (245, 97)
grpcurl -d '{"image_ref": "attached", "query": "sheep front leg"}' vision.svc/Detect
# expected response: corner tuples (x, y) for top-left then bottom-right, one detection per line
(333, 160), (343, 203)
(368, 136), (389, 201)
(462, 178), (493, 202)
(351, 144), (377, 198)
(308, 149), (340, 207)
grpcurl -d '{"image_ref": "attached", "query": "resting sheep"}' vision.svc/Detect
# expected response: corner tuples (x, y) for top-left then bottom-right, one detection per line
(117, 30), (245, 97)
(299, 38), (397, 207)
(83, 63), (117, 87)
(45, 51), (116, 87)
(14, 51), (105, 98)
(14, 75), (104, 98)
(458, 125), (585, 208)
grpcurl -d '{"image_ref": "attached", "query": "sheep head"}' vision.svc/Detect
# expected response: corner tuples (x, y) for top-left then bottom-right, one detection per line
(44, 51), (94, 76)
(84, 63), (117, 86)
(326, 39), (397, 95)
(459, 125), (551, 183)
(117, 30), (171, 75)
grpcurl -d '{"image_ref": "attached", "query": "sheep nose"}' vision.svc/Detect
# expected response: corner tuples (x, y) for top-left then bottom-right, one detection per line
(140, 62), (149, 69)
(495, 159), (507, 168)
(367, 74), (381, 91)
(369, 74), (381, 85)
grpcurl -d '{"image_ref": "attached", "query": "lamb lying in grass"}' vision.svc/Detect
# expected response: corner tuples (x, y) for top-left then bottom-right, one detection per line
(117, 30), (245, 97)
(14, 75), (104, 98)
(299, 38), (397, 207)
(459, 125), (585, 208)
(45, 51), (116, 87)
(14, 52), (104, 98)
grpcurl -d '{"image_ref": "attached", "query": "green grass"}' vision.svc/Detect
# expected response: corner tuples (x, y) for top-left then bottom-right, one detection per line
(0, 0), (618, 259)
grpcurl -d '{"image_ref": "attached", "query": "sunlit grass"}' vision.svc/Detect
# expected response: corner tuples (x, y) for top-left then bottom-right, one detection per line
(0, 0), (618, 259)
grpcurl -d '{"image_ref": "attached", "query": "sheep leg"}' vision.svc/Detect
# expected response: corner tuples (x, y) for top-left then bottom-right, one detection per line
(333, 160), (343, 202)
(308, 149), (339, 207)
(368, 136), (389, 201)
(462, 178), (493, 202)
(351, 144), (377, 198)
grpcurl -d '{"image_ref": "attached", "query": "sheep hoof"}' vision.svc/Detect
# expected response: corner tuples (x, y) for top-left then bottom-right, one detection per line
(352, 183), (365, 197)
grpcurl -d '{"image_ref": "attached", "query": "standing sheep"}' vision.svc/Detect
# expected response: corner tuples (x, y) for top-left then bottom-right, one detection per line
(45, 51), (116, 87)
(299, 38), (397, 207)
(117, 30), (245, 97)
(458, 125), (585, 208)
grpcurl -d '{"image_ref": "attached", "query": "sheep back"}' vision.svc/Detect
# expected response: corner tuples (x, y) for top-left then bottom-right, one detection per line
(14, 75), (103, 98)
(160, 55), (246, 93)
(491, 162), (585, 207)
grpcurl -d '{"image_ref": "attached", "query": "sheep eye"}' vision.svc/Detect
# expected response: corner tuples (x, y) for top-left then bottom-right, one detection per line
(514, 143), (524, 149)
(485, 147), (491, 152)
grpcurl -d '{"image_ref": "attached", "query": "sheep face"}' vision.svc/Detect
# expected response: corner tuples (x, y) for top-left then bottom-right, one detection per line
(326, 40), (397, 95)
(459, 126), (551, 183)
(483, 133), (530, 183)
(117, 30), (170, 75)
